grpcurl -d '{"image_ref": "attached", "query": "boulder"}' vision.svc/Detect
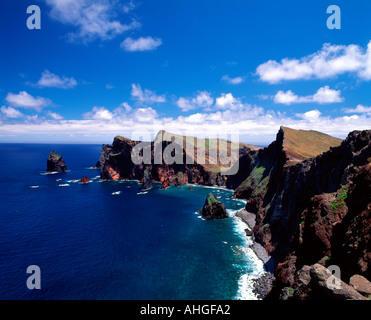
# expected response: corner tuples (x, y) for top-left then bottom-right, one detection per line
(199, 193), (228, 220)
(309, 264), (366, 300)
(349, 275), (371, 296)
(47, 150), (67, 172)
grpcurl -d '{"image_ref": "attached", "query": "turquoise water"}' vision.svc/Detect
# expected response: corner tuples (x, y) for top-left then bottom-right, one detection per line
(0, 144), (262, 300)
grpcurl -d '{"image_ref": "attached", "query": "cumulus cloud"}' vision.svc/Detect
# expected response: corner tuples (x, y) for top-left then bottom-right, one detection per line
(215, 93), (244, 110)
(295, 110), (322, 122)
(83, 107), (114, 120)
(274, 86), (343, 105)
(44, 0), (140, 42)
(221, 75), (245, 85)
(121, 36), (162, 52)
(133, 107), (158, 123)
(344, 104), (371, 114)
(5, 91), (52, 111)
(47, 111), (64, 120)
(1, 106), (24, 118)
(257, 41), (371, 83)
(176, 91), (214, 112)
(131, 83), (166, 104)
(37, 70), (77, 89)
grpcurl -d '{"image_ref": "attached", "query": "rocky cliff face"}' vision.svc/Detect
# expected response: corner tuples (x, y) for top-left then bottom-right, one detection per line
(96, 131), (256, 189)
(94, 126), (370, 300)
(47, 150), (67, 172)
(231, 128), (371, 299)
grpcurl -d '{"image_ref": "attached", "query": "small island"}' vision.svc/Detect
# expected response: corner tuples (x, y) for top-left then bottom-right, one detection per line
(199, 193), (228, 220)
(47, 150), (68, 173)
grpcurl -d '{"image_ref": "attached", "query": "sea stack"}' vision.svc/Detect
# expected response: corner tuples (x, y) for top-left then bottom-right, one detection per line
(80, 176), (90, 184)
(199, 193), (228, 220)
(47, 150), (67, 172)
(141, 165), (153, 191)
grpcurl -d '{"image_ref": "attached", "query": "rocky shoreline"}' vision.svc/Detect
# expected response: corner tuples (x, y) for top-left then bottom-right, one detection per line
(236, 209), (276, 299)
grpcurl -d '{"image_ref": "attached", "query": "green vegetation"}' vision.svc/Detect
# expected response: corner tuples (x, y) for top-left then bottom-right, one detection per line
(49, 150), (61, 160)
(331, 185), (349, 212)
(288, 288), (295, 295)
(322, 255), (330, 261)
(252, 175), (269, 197)
(238, 165), (266, 191)
(207, 193), (217, 205)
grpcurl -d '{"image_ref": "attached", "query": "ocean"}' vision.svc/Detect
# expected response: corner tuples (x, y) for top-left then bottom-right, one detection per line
(0, 144), (264, 300)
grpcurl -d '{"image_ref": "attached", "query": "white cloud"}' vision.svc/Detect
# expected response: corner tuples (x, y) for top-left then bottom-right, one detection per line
(312, 86), (343, 104)
(0, 104), (370, 143)
(274, 86), (343, 105)
(1, 106), (24, 118)
(37, 70), (77, 89)
(176, 91), (214, 112)
(116, 102), (133, 113)
(344, 104), (371, 114)
(296, 110), (322, 122)
(45, 0), (140, 42)
(133, 107), (158, 123)
(215, 93), (243, 110)
(221, 75), (245, 85)
(83, 107), (114, 120)
(121, 36), (162, 52)
(257, 41), (371, 83)
(131, 84), (166, 104)
(47, 111), (64, 120)
(5, 91), (52, 111)
(274, 90), (307, 105)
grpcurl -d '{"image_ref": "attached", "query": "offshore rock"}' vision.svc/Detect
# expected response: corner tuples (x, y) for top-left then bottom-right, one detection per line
(199, 193), (228, 220)
(142, 165), (153, 191)
(80, 176), (90, 184)
(47, 150), (67, 172)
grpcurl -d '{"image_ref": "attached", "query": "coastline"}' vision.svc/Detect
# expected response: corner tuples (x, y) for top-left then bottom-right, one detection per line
(235, 209), (276, 300)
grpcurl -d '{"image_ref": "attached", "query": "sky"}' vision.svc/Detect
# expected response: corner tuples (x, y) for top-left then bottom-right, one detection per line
(0, 0), (370, 144)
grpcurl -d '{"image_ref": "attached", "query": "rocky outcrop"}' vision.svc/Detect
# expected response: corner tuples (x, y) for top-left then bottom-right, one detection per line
(198, 193), (228, 220)
(80, 176), (90, 184)
(231, 128), (371, 300)
(142, 165), (153, 191)
(97, 131), (255, 190)
(303, 264), (366, 300)
(349, 275), (371, 296)
(47, 150), (67, 172)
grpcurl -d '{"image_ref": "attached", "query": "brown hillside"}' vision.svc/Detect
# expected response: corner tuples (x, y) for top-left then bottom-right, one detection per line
(281, 126), (342, 165)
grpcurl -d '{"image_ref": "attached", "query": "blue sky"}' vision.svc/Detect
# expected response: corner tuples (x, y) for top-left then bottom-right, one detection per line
(0, 0), (370, 143)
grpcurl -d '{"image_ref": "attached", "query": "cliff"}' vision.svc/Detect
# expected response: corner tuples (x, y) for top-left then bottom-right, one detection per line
(230, 128), (371, 300)
(47, 150), (68, 172)
(94, 126), (370, 300)
(95, 131), (257, 189)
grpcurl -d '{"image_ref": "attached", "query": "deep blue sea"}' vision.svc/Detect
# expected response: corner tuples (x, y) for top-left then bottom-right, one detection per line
(0, 144), (263, 300)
